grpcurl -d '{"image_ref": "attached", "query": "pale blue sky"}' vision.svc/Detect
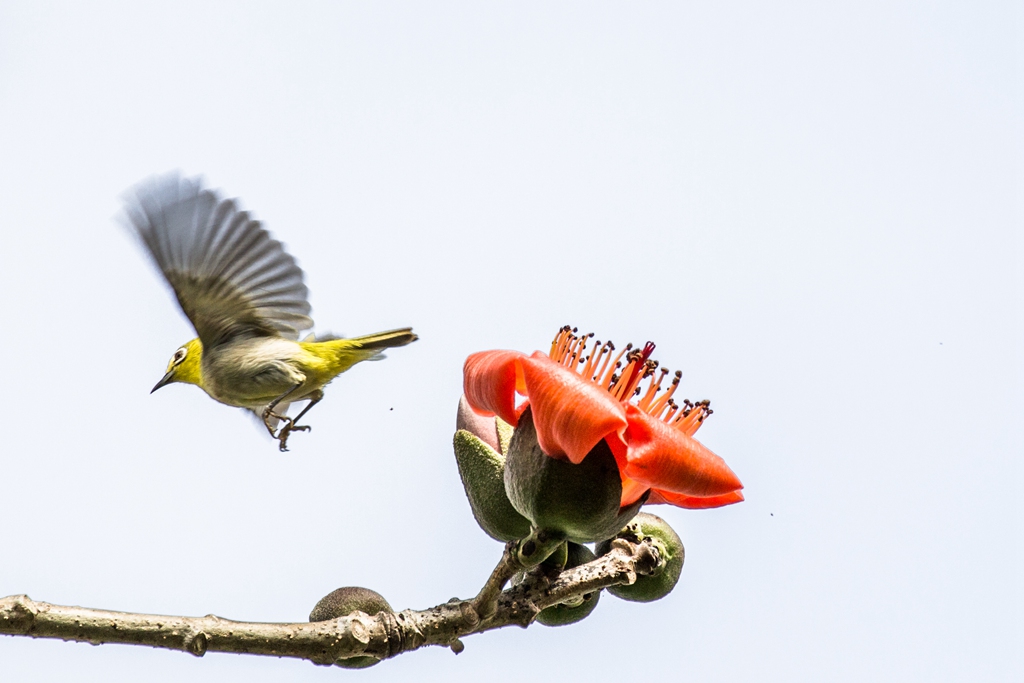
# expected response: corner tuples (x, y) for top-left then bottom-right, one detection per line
(0, 2), (1019, 681)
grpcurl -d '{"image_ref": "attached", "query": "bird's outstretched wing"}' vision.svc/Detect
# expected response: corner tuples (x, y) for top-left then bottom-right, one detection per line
(123, 173), (313, 350)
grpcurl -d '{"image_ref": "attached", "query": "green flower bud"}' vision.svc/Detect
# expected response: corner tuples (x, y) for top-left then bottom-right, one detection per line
(536, 543), (602, 627)
(596, 513), (685, 603)
(309, 587), (393, 669)
(453, 429), (532, 541)
(504, 407), (644, 544)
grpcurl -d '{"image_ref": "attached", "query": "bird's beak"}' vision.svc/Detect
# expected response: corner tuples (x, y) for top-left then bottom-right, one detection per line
(151, 371), (175, 393)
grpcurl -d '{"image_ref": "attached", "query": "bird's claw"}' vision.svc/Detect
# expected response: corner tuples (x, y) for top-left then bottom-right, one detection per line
(275, 420), (311, 452)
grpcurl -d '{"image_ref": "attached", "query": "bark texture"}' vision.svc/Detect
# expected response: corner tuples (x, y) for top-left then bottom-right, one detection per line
(0, 537), (661, 667)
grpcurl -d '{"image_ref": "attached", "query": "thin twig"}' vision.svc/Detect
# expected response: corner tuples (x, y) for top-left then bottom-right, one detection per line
(470, 541), (521, 620)
(0, 538), (660, 667)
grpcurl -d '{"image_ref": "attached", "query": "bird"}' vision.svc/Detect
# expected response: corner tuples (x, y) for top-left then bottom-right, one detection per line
(123, 172), (418, 451)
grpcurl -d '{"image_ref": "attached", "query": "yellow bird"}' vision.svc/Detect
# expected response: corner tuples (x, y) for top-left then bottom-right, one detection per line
(124, 173), (417, 451)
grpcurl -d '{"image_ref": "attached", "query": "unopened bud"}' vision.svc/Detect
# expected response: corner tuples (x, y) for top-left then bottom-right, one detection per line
(596, 513), (685, 602)
(536, 543), (602, 627)
(309, 587), (392, 669)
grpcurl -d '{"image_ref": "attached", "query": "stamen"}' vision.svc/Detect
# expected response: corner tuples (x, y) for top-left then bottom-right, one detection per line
(673, 399), (711, 436)
(581, 339), (603, 378)
(549, 325), (571, 359)
(592, 341), (616, 384)
(547, 328), (714, 430)
(554, 327), (574, 363)
(566, 332), (585, 369)
(648, 370), (682, 415)
(614, 343), (655, 400)
(637, 367), (668, 411)
(609, 349), (643, 400)
(601, 343), (631, 389)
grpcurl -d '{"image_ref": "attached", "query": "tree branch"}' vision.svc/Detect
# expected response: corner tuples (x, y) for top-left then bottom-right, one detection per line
(0, 538), (661, 667)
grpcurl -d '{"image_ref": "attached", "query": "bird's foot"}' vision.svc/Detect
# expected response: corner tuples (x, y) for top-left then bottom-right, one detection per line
(276, 420), (311, 452)
(261, 408), (291, 437)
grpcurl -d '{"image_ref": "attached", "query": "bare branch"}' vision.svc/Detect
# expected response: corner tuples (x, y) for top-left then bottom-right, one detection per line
(0, 538), (661, 667)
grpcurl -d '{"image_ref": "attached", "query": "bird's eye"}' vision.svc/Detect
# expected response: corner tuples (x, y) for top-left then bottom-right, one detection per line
(173, 347), (188, 364)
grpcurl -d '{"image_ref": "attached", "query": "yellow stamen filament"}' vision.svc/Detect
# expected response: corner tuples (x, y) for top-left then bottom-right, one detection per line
(591, 342), (616, 384)
(648, 371), (682, 415)
(581, 340), (604, 379)
(553, 326), (574, 362)
(672, 399), (711, 435)
(614, 357), (646, 401)
(609, 361), (635, 400)
(637, 368), (668, 411)
(549, 327), (566, 358)
(601, 344), (631, 389)
(566, 333), (586, 368)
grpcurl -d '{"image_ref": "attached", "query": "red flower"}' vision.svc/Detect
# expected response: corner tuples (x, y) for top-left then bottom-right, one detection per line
(463, 327), (743, 509)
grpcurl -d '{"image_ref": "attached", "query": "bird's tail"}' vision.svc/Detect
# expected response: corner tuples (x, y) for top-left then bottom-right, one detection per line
(304, 328), (418, 378)
(349, 327), (419, 351)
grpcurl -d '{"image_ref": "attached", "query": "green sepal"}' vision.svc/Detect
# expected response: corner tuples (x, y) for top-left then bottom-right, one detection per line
(309, 586), (393, 668)
(504, 407), (644, 543)
(536, 543), (602, 627)
(496, 416), (514, 455)
(453, 429), (532, 542)
(596, 512), (685, 603)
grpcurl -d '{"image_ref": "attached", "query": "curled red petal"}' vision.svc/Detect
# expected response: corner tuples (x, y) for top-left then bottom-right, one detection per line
(463, 350), (526, 427)
(648, 488), (745, 509)
(622, 404), (743, 497)
(519, 352), (628, 464)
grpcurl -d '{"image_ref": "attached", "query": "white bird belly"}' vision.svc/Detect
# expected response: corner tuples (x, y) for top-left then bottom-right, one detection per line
(201, 337), (312, 409)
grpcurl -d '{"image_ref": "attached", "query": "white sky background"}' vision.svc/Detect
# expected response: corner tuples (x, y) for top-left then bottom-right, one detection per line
(0, 2), (1019, 681)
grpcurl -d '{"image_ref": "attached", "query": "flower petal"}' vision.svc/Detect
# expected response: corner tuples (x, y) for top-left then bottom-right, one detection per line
(619, 476), (649, 508)
(622, 405), (743, 497)
(648, 489), (745, 509)
(463, 350), (526, 426)
(519, 352), (628, 464)
(456, 395), (500, 452)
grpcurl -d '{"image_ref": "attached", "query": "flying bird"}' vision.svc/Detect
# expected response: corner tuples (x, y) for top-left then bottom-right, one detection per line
(123, 173), (417, 451)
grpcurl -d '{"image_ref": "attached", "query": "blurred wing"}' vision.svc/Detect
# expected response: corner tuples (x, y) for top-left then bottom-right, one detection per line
(123, 172), (313, 350)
